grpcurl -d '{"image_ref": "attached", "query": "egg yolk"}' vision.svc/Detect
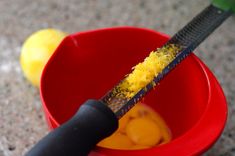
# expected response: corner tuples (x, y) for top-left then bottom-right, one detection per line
(126, 118), (162, 146)
(97, 133), (133, 149)
(97, 103), (171, 150)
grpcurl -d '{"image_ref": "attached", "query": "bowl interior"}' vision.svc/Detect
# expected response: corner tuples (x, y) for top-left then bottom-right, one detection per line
(41, 27), (209, 141)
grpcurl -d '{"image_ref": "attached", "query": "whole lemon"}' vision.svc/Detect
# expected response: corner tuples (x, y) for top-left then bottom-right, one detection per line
(20, 29), (67, 87)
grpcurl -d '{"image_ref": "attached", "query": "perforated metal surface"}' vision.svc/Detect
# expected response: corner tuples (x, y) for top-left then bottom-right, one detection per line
(101, 5), (231, 119)
(168, 5), (232, 51)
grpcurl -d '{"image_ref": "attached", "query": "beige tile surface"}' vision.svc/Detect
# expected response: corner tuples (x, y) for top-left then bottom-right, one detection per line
(0, 0), (234, 155)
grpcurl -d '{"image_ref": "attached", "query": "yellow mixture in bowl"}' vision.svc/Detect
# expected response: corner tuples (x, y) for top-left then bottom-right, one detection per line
(98, 103), (171, 150)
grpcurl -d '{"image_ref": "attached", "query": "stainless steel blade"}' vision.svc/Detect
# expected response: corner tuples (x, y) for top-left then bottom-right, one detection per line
(101, 4), (232, 119)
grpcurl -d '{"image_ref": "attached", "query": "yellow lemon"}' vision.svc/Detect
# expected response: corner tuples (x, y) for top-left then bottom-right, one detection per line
(20, 29), (67, 87)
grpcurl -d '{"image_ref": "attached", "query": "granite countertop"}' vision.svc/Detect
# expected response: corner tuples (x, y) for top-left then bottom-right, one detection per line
(0, 0), (234, 155)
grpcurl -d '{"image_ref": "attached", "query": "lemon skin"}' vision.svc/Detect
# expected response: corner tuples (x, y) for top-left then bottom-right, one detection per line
(20, 29), (67, 87)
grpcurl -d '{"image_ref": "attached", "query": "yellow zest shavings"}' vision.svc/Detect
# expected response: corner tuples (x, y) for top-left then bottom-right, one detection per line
(118, 44), (180, 98)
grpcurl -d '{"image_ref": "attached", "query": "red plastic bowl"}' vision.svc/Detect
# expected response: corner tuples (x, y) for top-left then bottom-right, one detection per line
(40, 27), (227, 156)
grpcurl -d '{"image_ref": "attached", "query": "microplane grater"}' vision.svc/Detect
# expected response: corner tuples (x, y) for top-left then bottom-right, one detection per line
(101, 4), (232, 119)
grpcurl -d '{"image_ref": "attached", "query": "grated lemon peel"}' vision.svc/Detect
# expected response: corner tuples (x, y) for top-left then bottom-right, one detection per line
(118, 44), (180, 98)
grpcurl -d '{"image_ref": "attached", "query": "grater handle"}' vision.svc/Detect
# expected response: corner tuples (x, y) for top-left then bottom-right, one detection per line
(25, 100), (118, 156)
(212, 0), (235, 12)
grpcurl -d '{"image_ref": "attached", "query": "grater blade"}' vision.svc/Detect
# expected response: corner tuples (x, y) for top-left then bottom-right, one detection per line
(101, 5), (231, 119)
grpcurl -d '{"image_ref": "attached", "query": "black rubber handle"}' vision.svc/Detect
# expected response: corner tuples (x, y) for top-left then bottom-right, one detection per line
(25, 99), (118, 156)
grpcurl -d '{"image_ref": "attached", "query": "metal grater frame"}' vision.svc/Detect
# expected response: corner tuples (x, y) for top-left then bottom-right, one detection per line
(101, 5), (232, 119)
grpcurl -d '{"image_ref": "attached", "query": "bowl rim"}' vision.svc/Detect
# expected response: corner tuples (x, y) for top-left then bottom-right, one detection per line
(40, 26), (227, 156)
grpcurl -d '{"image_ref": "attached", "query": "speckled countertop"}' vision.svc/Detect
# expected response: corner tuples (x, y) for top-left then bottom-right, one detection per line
(0, 0), (234, 156)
